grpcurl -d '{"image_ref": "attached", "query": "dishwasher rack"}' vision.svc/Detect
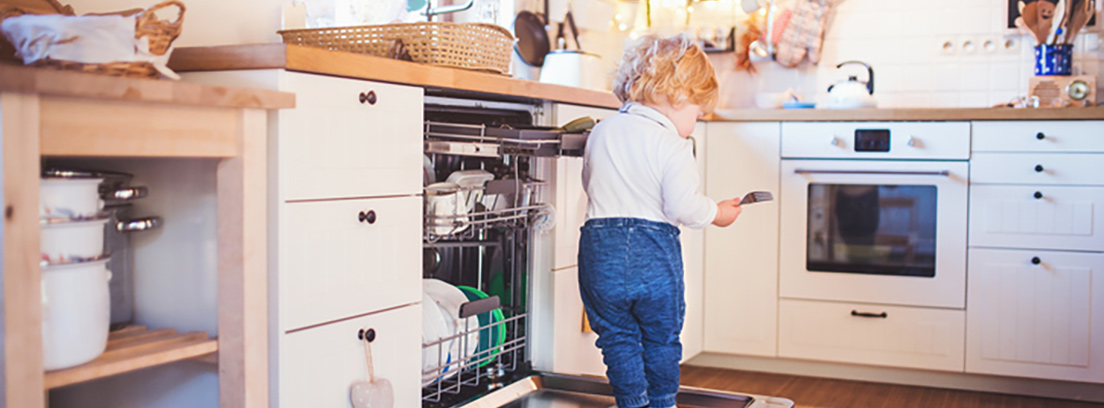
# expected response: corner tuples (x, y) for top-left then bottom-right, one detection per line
(424, 121), (587, 158)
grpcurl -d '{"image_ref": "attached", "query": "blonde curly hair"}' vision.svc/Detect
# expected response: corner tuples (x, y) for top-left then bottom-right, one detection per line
(612, 34), (719, 112)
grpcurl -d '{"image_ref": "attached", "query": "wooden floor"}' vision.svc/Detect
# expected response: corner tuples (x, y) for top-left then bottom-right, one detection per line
(680, 366), (1104, 408)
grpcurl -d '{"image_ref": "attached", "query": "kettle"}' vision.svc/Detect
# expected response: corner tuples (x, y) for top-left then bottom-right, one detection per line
(826, 61), (876, 109)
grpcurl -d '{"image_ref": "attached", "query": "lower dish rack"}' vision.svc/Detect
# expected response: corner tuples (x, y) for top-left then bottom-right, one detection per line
(422, 293), (528, 406)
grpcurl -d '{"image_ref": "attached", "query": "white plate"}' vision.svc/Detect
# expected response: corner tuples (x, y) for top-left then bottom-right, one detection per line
(424, 279), (479, 367)
(421, 292), (453, 379)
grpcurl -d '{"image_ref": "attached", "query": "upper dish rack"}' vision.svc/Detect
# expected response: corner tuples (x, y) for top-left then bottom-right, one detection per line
(424, 121), (587, 158)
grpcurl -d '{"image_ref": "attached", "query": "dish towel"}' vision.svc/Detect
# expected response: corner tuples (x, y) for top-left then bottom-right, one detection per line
(774, 0), (832, 68)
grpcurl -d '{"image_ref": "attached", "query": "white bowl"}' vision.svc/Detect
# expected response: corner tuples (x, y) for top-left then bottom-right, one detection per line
(41, 258), (111, 370)
(41, 218), (108, 264)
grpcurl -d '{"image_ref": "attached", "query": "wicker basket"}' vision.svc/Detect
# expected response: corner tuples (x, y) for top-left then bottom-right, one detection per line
(0, 0), (184, 78)
(278, 22), (515, 75)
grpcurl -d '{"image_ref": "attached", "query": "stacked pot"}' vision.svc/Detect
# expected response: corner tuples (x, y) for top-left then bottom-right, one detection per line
(39, 168), (160, 370)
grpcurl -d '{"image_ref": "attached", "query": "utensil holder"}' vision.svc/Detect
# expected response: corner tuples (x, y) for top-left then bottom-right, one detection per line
(1035, 44), (1073, 76)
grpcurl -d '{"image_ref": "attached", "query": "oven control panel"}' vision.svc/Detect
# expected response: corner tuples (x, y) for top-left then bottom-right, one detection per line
(854, 129), (890, 152)
(781, 122), (971, 160)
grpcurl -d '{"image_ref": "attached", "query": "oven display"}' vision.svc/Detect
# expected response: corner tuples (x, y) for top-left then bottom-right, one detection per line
(806, 183), (937, 277)
(854, 129), (890, 152)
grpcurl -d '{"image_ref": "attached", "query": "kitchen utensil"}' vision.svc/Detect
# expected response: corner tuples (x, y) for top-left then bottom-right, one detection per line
(445, 169), (495, 209)
(456, 285), (505, 367)
(739, 191), (774, 205)
(564, 10), (581, 50)
(41, 257), (111, 370)
(425, 181), (474, 236)
(40, 217), (108, 264)
(1019, 1), (1042, 43)
(1038, 0), (1058, 44)
(557, 116), (595, 133)
(826, 60), (876, 109)
(1064, 0), (1094, 43)
(350, 329), (394, 408)
(512, 2), (549, 66)
(538, 49), (604, 90)
(40, 169), (149, 219)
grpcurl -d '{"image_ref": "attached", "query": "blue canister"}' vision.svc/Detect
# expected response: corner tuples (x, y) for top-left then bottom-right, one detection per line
(1035, 44), (1073, 76)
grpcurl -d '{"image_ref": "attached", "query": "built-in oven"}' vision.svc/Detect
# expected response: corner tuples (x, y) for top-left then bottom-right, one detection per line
(779, 122), (970, 309)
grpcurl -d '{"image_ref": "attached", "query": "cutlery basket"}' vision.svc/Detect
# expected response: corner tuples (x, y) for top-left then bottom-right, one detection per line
(278, 21), (514, 74)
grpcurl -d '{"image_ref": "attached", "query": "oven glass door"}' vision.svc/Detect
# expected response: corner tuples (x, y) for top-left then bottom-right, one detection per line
(780, 160), (968, 309)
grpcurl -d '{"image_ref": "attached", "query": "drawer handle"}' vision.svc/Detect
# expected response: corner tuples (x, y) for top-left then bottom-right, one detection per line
(1036, 132), (1046, 140)
(1034, 191), (1043, 199)
(1034, 164), (1045, 173)
(359, 91), (378, 105)
(1032, 256), (1042, 265)
(358, 210), (377, 224)
(358, 328), (377, 342)
(850, 310), (888, 319)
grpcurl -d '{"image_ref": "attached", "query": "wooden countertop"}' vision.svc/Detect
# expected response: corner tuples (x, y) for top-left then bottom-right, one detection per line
(708, 106), (1104, 121)
(0, 62), (295, 109)
(168, 43), (622, 109)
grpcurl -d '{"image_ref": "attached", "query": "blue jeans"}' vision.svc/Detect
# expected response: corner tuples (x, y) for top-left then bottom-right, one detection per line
(578, 218), (684, 408)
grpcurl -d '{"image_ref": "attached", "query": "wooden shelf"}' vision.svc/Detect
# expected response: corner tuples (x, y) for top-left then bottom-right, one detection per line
(44, 325), (218, 389)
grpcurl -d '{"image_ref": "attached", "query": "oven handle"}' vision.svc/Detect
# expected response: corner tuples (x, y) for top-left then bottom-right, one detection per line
(794, 169), (950, 177)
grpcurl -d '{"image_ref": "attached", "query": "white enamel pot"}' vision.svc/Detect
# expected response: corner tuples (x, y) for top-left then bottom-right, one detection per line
(40, 178), (105, 219)
(40, 218), (108, 264)
(41, 258), (111, 370)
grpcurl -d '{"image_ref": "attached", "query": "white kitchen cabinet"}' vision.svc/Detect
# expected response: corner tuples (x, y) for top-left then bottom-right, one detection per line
(972, 121), (1104, 153)
(966, 248), (1104, 383)
(971, 153), (1104, 186)
(279, 304), (421, 408)
(181, 70), (424, 407)
(778, 299), (965, 372)
(279, 196), (422, 331)
(702, 122), (780, 357)
(969, 185), (1104, 252)
(550, 103), (618, 272)
(549, 266), (606, 376)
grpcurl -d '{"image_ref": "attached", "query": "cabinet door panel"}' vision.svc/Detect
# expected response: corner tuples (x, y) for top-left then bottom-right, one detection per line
(973, 121), (1104, 153)
(778, 299), (965, 372)
(971, 153), (1104, 186)
(280, 196), (421, 331)
(279, 305), (420, 408)
(969, 185), (1104, 251)
(703, 122), (780, 357)
(552, 157), (586, 271)
(280, 72), (423, 200)
(966, 248), (1104, 383)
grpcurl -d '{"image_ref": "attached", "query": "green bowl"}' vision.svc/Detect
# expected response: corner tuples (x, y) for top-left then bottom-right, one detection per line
(456, 285), (506, 367)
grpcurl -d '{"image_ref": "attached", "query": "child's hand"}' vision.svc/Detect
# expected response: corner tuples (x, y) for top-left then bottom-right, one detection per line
(712, 198), (743, 227)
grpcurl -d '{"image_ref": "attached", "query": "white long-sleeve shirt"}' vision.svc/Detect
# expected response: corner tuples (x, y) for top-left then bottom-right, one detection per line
(582, 102), (717, 229)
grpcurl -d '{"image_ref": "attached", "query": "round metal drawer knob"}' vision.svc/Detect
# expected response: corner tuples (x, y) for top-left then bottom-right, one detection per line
(1036, 132), (1046, 140)
(1031, 256), (1042, 265)
(1034, 191), (1043, 199)
(358, 210), (377, 224)
(358, 91), (378, 105)
(1034, 164), (1045, 173)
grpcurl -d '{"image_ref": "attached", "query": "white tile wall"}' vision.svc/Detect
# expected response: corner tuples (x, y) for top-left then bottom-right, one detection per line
(704, 0), (1104, 108)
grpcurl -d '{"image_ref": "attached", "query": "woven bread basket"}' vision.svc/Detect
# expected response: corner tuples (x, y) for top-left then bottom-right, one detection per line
(0, 0), (184, 78)
(278, 22), (515, 75)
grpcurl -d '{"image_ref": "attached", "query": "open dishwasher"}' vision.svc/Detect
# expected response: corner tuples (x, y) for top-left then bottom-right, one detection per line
(420, 95), (793, 408)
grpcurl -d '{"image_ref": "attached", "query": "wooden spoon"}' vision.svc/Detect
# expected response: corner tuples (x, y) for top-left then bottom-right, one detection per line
(1065, 0), (1094, 43)
(1037, 0), (1057, 44)
(1020, 1), (1042, 43)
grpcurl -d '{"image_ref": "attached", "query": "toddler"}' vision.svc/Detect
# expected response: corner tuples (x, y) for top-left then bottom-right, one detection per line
(578, 34), (743, 408)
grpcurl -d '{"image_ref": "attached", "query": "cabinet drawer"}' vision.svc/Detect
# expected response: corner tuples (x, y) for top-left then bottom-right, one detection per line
(279, 71), (423, 200)
(966, 248), (1104, 383)
(969, 185), (1104, 251)
(781, 122), (970, 159)
(279, 196), (421, 331)
(971, 153), (1104, 185)
(279, 304), (421, 407)
(973, 121), (1104, 153)
(778, 299), (965, 372)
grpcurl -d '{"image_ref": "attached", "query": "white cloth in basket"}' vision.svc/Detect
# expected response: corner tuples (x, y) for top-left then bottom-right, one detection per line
(0, 14), (179, 79)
